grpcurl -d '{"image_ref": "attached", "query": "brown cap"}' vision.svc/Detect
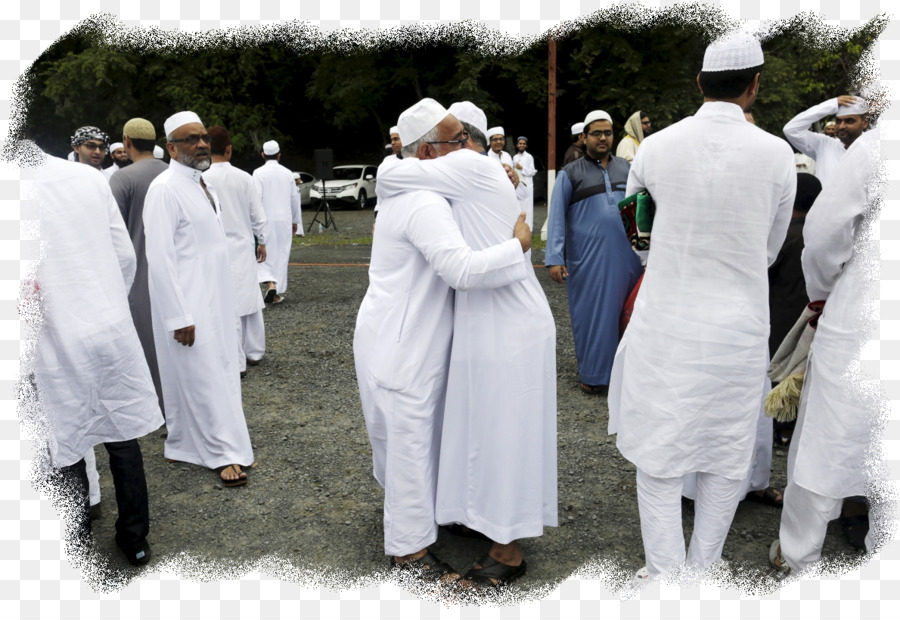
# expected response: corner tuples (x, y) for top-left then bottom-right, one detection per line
(122, 118), (156, 140)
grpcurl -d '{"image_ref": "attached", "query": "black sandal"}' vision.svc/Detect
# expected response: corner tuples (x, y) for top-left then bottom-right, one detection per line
(462, 555), (527, 588)
(391, 550), (458, 582)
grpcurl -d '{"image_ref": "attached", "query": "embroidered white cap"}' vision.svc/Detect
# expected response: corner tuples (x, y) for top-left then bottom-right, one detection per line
(448, 101), (488, 137)
(163, 111), (202, 137)
(263, 140), (280, 156)
(584, 110), (613, 127)
(153, 145), (164, 159)
(389, 125), (400, 136)
(486, 126), (505, 139)
(108, 142), (124, 152)
(837, 96), (868, 117)
(701, 32), (764, 72)
(571, 122), (585, 135)
(397, 98), (449, 145)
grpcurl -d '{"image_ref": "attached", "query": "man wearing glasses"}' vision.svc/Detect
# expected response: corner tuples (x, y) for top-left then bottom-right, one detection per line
(70, 126), (109, 171)
(545, 110), (643, 395)
(354, 98), (534, 585)
(143, 111), (254, 488)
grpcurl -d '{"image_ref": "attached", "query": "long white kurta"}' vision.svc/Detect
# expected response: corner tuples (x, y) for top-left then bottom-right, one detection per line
(782, 98), (848, 183)
(376, 148), (557, 543)
(788, 130), (880, 499)
(202, 162), (268, 317)
(608, 101), (796, 480)
(143, 159), (253, 469)
(354, 188), (530, 556)
(33, 154), (163, 468)
(513, 150), (536, 230)
(254, 160), (300, 294)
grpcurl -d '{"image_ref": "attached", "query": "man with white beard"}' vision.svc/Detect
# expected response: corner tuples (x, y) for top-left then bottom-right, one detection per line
(376, 100), (557, 588)
(203, 126), (268, 374)
(254, 140), (301, 305)
(143, 111), (254, 486)
(354, 98), (534, 584)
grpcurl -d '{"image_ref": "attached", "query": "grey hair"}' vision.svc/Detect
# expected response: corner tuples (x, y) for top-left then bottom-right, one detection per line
(401, 125), (441, 159)
(461, 122), (487, 152)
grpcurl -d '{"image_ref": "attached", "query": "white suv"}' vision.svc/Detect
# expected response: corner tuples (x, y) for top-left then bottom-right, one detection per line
(308, 165), (377, 209)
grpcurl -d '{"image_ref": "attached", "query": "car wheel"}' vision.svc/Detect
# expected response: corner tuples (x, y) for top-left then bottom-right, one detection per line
(357, 189), (367, 209)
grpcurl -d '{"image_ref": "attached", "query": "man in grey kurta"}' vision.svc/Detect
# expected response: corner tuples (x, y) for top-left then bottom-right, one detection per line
(109, 118), (169, 415)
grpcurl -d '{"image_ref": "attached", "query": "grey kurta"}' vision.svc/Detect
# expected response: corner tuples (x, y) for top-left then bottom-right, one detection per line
(110, 158), (169, 415)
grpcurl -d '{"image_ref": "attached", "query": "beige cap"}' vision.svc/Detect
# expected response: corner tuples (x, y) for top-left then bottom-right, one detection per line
(123, 118), (156, 140)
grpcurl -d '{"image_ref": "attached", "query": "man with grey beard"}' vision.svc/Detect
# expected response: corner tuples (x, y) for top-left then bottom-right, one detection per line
(142, 111), (254, 487)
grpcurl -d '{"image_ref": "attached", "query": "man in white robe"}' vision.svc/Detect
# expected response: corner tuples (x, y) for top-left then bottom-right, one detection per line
(143, 111), (254, 486)
(31, 149), (163, 565)
(254, 140), (301, 304)
(103, 142), (130, 180)
(203, 126), (268, 373)
(486, 127), (513, 167)
(783, 95), (870, 182)
(513, 136), (536, 230)
(354, 98), (534, 581)
(770, 129), (881, 574)
(376, 101), (557, 586)
(608, 34), (796, 580)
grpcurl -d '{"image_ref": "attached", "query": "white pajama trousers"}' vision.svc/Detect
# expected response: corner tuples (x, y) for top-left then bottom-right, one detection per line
(779, 481), (873, 573)
(85, 447), (100, 506)
(238, 310), (266, 373)
(637, 468), (744, 577)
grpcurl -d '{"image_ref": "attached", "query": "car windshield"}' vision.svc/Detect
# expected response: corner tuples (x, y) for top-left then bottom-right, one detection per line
(332, 167), (362, 181)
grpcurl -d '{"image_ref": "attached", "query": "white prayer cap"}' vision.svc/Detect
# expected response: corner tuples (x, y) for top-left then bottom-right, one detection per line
(67, 151), (76, 161)
(584, 110), (613, 127)
(837, 96), (868, 117)
(701, 32), (764, 72)
(385, 143), (391, 148)
(163, 111), (203, 137)
(486, 126), (505, 139)
(109, 142), (124, 152)
(292, 172), (300, 180)
(263, 140), (280, 156)
(153, 145), (164, 159)
(397, 98), (449, 145)
(389, 125), (399, 136)
(571, 122), (585, 135)
(448, 101), (488, 136)
(824, 120), (836, 127)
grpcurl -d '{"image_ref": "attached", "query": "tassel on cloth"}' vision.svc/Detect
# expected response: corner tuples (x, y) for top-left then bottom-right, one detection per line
(764, 372), (805, 423)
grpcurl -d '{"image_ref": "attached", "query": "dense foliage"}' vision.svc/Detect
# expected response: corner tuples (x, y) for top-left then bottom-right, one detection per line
(11, 7), (886, 173)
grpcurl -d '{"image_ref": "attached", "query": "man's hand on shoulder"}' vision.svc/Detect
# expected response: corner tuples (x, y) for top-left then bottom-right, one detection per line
(513, 213), (531, 253)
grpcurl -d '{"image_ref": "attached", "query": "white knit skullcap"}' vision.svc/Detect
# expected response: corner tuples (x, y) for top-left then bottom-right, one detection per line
(109, 142), (124, 152)
(153, 145), (164, 159)
(397, 98), (449, 145)
(448, 102), (488, 137)
(571, 122), (584, 135)
(263, 140), (280, 156)
(837, 96), (868, 117)
(389, 126), (399, 136)
(584, 110), (613, 127)
(486, 127), (505, 139)
(702, 32), (764, 72)
(163, 111), (202, 137)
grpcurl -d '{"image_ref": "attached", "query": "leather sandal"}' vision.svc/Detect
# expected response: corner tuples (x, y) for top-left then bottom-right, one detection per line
(462, 555), (527, 588)
(391, 550), (458, 583)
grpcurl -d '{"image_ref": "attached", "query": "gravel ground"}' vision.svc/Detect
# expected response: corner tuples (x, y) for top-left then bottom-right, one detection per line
(71, 203), (871, 598)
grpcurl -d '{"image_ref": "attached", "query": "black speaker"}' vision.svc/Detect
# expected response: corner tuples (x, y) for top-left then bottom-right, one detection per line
(314, 149), (333, 180)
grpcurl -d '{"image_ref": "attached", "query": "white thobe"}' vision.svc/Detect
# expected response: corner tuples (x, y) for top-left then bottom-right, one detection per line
(609, 102), (795, 480)
(203, 162), (268, 317)
(781, 130), (880, 571)
(488, 149), (513, 167)
(782, 98), (847, 182)
(143, 159), (253, 469)
(513, 150), (536, 230)
(376, 148), (557, 544)
(354, 188), (530, 556)
(103, 163), (119, 180)
(254, 160), (301, 294)
(607, 102), (795, 574)
(33, 154), (163, 468)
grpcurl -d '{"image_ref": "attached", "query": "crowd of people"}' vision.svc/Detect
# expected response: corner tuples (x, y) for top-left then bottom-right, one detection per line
(26, 30), (880, 590)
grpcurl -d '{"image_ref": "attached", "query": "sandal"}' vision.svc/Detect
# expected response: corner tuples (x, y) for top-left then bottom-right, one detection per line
(745, 486), (783, 508)
(263, 287), (276, 304)
(840, 514), (869, 553)
(391, 550), (458, 583)
(219, 464), (248, 487)
(580, 383), (606, 395)
(462, 554), (527, 588)
(769, 539), (791, 574)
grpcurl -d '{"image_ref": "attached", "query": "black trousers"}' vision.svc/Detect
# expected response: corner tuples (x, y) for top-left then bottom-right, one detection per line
(60, 439), (150, 552)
